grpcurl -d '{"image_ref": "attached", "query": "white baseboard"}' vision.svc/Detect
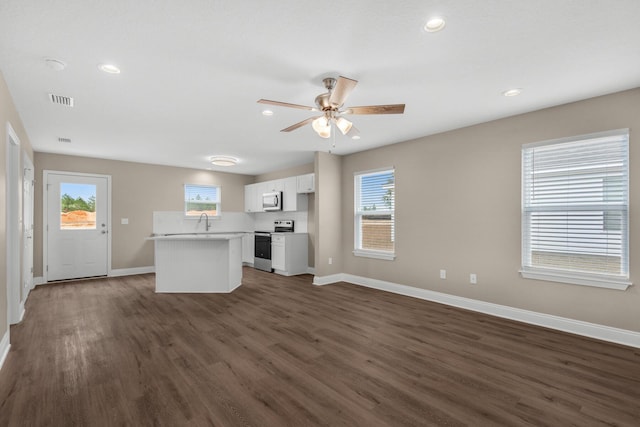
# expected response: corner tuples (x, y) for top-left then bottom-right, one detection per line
(0, 329), (10, 372)
(35, 267), (154, 284)
(19, 302), (25, 322)
(109, 266), (155, 277)
(313, 273), (640, 349)
(307, 267), (316, 275)
(312, 273), (344, 286)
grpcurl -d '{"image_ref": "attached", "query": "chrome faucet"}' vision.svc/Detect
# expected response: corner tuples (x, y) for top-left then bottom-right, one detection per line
(198, 212), (210, 231)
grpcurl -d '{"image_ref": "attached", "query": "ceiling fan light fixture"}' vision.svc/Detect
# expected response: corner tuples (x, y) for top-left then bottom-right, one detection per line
(424, 17), (446, 32)
(335, 117), (353, 135)
(312, 116), (330, 135)
(210, 155), (238, 166)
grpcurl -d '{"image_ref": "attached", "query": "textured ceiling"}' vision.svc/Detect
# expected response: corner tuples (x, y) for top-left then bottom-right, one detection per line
(1, 0), (639, 175)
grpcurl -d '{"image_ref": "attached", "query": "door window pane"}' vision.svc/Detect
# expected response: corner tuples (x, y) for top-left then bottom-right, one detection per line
(60, 183), (97, 229)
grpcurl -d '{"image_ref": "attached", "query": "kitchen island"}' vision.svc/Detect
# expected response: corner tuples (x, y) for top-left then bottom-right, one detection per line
(149, 233), (245, 293)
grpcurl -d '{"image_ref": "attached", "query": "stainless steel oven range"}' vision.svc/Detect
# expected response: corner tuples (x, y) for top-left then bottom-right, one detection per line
(254, 220), (294, 272)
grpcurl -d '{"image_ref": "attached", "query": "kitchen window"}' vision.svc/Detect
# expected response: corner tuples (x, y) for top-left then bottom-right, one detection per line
(521, 129), (630, 290)
(354, 168), (395, 260)
(184, 184), (221, 217)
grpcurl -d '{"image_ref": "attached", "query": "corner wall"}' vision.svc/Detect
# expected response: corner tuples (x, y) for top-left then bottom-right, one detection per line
(341, 88), (640, 332)
(315, 152), (342, 277)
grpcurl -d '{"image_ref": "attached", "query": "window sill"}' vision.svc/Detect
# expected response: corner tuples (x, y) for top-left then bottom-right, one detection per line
(353, 249), (396, 261)
(519, 268), (632, 291)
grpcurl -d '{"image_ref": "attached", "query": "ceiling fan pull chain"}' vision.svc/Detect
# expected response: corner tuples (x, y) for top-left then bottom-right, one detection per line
(332, 122), (336, 149)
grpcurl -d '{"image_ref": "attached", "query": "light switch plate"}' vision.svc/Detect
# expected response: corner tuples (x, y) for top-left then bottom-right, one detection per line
(121, 218), (129, 225)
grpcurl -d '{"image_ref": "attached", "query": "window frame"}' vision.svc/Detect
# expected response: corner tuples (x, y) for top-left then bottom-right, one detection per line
(353, 167), (396, 261)
(520, 129), (631, 291)
(184, 184), (222, 218)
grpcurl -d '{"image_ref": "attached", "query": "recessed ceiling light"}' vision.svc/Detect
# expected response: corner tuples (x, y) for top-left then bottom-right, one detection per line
(503, 88), (523, 97)
(424, 17), (446, 32)
(210, 155), (238, 167)
(262, 110), (274, 116)
(352, 135), (361, 140)
(45, 58), (67, 71)
(99, 64), (121, 74)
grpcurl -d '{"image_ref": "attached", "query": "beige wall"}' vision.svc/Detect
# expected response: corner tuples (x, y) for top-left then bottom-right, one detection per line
(341, 88), (640, 332)
(34, 153), (254, 276)
(315, 152), (342, 276)
(1, 71), (34, 337)
(254, 162), (313, 182)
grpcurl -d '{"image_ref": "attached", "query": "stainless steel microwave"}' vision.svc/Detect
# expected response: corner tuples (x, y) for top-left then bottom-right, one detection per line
(262, 191), (282, 211)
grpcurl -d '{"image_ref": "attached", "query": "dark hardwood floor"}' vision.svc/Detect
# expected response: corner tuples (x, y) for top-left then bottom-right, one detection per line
(1, 267), (639, 426)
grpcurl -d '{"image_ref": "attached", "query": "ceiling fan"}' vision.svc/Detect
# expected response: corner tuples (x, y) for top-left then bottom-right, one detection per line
(257, 76), (405, 139)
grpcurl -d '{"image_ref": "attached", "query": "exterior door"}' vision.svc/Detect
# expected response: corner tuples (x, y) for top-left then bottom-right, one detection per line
(22, 156), (34, 295)
(46, 172), (109, 281)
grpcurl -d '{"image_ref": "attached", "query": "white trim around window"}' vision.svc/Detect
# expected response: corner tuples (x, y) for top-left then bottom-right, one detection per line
(354, 167), (396, 260)
(521, 128), (631, 290)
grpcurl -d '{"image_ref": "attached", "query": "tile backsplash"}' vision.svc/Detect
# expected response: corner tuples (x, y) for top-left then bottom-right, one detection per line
(153, 210), (308, 235)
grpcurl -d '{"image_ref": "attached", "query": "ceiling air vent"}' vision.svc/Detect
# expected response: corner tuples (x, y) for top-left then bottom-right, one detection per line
(49, 93), (74, 107)
(58, 137), (72, 143)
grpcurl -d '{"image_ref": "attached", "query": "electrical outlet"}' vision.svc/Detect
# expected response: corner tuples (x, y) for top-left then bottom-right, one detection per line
(328, 257), (333, 265)
(440, 269), (446, 279)
(121, 218), (129, 225)
(470, 273), (477, 284)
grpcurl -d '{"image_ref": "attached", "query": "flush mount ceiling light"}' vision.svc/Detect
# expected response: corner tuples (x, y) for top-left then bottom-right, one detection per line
(45, 58), (67, 71)
(503, 88), (523, 97)
(424, 17), (446, 32)
(262, 110), (274, 116)
(210, 155), (238, 166)
(99, 63), (121, 74)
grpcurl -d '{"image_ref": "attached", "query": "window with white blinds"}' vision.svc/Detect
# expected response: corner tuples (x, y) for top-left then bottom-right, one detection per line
(184, 184), (221, 217)
(354, 168), (395, 260)
(521, 129), (630, 290)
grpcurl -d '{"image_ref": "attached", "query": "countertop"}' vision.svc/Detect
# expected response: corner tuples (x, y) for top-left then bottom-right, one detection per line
(148, 232), (248, 241)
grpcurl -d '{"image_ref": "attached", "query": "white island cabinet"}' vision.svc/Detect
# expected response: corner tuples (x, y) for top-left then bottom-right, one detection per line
(150, 233), (244, 293)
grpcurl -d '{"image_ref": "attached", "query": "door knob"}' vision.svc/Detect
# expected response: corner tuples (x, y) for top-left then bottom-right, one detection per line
(101, 230), (107, 234)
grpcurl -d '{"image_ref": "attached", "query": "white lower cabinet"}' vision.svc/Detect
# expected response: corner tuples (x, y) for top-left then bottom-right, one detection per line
(271, 235), (286, 270)
(271, 233), (308, 276)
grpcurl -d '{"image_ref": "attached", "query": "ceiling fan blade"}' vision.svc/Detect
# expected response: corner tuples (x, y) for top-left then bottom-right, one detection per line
(329, 76), (358, 108)
(281, 116), (318, 132)
(344, 104), (405, 115)
(257, 99), (316, 111)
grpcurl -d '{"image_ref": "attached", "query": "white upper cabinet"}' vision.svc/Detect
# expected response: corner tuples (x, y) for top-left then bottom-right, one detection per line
(245, 174), (312, 213)
(244, 183), (262, 213)
(296, 173), (315, 193)
(283, 177), (298, 212)
(263, 179), (283, 193)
